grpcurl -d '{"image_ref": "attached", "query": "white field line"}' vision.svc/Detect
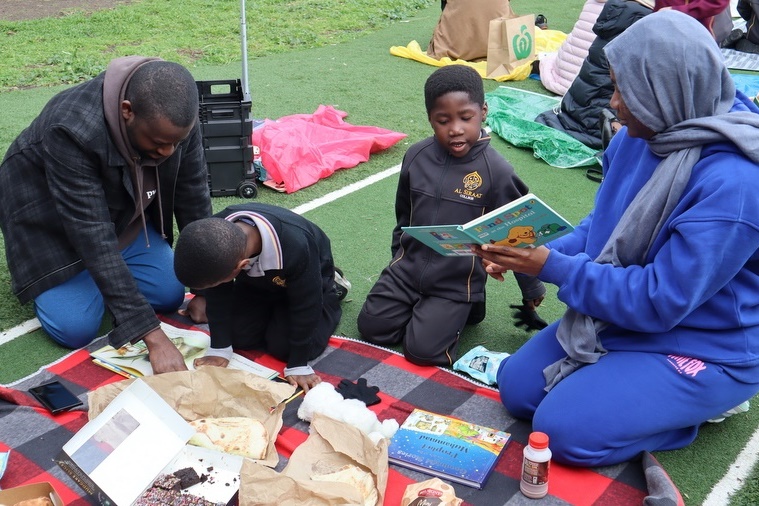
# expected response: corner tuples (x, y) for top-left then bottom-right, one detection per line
(3, 161), (758, 500)
(0, 317), (41, 346)
(702, 427), (759, 505)
(0, 163), (402, 345)
(291, 164), (401, 215)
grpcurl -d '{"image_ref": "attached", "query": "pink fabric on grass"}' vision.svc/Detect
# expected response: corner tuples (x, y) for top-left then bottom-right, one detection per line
(253, 105), (407, 193)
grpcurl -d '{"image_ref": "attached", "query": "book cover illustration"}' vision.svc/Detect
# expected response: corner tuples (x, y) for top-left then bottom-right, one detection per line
(402, 193), (573, 256)
(388, 408), (510, 489)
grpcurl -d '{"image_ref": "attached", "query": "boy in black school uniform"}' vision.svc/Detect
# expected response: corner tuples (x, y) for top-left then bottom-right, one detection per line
(173, 202), (348, 392)
(357, 65), (546, 367)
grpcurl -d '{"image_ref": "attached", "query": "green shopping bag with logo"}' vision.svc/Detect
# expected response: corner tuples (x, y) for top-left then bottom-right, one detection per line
(486, 14), (535, 78)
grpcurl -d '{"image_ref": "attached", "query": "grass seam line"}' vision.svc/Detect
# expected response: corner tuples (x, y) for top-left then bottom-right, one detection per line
(292, 163), (401, 215)
(702, 425), (759, 505)
(0, 317), (41, 346)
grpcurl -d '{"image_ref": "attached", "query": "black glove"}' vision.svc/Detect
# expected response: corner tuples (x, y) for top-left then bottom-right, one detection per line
(510, 300), (548, 331)
(336, 378), (381, 406)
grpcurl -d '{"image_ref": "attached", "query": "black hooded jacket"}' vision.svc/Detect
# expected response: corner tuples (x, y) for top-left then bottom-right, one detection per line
(535, 0), (652, 149)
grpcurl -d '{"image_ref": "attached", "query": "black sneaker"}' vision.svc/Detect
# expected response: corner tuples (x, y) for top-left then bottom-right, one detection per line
(721, 28), (745, 49)
(535, 14), (548, 30)
(334, 267), (351, 301)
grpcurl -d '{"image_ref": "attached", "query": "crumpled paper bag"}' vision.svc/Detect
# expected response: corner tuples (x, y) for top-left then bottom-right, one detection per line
(88, 367), (296, 467)
(239, 413), (388, 505)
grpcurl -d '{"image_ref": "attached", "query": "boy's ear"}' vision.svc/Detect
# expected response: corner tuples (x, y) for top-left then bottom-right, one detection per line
(482, 102), (488, 122)
(236, 258), (251, 271)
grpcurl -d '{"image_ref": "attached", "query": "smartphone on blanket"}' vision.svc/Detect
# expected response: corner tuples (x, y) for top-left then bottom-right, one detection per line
(29, 380), (83, 414)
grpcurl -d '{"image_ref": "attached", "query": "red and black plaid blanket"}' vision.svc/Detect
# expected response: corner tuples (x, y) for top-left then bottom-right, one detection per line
(1, 318), (667, 505)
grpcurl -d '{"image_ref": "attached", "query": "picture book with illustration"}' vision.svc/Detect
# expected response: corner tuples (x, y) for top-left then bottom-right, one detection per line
(401, 193), (573, 256)
(90, 322), (278, 380)
(388, 408), (511, 489)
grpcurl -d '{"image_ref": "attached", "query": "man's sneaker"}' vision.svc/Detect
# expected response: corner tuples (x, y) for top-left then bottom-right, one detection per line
(707, 400), (750, 423)
(334, 267), (351, 301)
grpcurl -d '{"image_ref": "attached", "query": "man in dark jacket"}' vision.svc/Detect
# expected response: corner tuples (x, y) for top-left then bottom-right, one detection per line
(173, 203), (343, 392)
(0, 56), (212, 373)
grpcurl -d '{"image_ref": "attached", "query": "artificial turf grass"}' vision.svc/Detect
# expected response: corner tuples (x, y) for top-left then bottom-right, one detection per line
(0, 0), (595, 334)
(2, 1), (759, 503)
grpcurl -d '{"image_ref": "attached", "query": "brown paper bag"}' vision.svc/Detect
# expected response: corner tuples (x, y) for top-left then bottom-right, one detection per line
(427, 0), (516, 61)
(88, 368), (296, 467)
(239, 413), (389, 505)
(486, 13), (536, 78)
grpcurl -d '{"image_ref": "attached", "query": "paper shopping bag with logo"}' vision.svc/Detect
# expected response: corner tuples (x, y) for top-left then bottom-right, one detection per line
(486, 14), (535, 78)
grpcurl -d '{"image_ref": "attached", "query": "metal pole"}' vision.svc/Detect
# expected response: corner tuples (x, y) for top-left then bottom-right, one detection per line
(240, 0), (251, 103)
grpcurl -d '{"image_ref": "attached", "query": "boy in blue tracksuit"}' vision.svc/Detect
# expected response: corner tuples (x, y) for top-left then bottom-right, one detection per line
(358, 65), (546, 367)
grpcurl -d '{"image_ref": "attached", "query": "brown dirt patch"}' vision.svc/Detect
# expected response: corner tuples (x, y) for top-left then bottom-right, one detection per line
(0, 0), (133, 21)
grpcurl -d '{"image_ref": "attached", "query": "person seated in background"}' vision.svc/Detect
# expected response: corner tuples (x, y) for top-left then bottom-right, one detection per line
(535, 0), (607, 97)
(474, 10), (759, 467)
(427, 0), (514, 61)
(0, 56), (212, 374)
(722, 0), (759, 53)
(358, 65), (546, 368)
(173, 203), (348, 392)
(535, 0), (652, 150)
(655, 0), (732, 45)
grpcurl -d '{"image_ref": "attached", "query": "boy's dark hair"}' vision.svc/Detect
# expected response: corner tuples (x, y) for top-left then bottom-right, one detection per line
(424, 65), (485, 116)
(125, 61), (199, 128)
(174, 217), (247, 288)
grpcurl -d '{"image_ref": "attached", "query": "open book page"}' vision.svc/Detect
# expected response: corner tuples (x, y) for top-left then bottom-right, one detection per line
(91, 322), (278, 380)
(61, 380), (194, 505)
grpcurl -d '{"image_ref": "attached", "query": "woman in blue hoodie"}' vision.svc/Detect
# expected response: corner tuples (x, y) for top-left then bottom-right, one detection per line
(474, 10), (759, 467)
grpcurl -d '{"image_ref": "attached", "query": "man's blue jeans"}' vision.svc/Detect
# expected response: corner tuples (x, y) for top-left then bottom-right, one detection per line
(34, 224), (185, 348)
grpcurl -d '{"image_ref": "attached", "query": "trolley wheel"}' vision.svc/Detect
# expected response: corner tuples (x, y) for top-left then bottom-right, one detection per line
(237, 181), (258, 199)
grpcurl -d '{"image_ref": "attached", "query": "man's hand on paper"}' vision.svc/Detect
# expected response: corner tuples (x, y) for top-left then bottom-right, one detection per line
(143, 328), (189, 374)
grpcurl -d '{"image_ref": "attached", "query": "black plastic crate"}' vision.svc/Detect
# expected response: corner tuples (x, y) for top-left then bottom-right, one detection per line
(196, 79), (257, 199)
(197, 79), (244, 102)
(204, 145), (253, 164)
(207, 160), (258, 199)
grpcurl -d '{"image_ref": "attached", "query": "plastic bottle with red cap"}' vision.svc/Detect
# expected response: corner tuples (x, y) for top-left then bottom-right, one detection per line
(520, 431), (552, 498)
